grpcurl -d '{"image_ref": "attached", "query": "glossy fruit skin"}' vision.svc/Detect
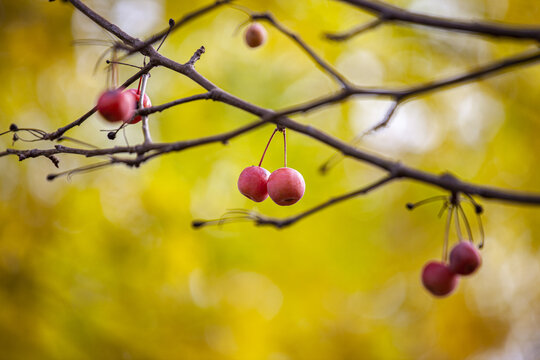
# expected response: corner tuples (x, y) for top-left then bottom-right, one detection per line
(267, 167), (305, 206)
(244, 23), (267, 48)
(421, 261), (459, 297)
(97, 90), (136, 123)
(449, 242), (482, 275)
(126, 88), (152, 124)
(238, 166), (270, 202)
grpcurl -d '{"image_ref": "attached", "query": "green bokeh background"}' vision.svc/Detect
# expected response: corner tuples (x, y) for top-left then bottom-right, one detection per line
(1, 0), (540, 359)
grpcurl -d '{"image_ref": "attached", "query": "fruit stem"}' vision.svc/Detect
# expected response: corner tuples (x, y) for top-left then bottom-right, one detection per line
(442, 205), (453, 262)
(258, 128), (278, 167)
(111, 48), (118, 89)
(457, 204), (474, 243)
(137, 76), (142, 93)
(477, 211), (485, 249)
(283, 128), (287, 168)
(454, 205), (463, 241)
(406, 195), (447, 210)
(138, 74), (152, 144)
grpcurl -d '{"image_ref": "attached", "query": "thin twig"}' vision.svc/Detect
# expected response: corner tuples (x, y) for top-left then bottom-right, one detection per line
(252, 12), (351, 88)
(325, 17), (385, 41)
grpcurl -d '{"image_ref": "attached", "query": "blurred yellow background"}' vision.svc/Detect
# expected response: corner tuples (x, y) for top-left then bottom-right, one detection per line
(1, 0), (540, 359)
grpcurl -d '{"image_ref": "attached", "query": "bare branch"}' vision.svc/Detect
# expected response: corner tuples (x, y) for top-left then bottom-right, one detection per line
(340, 0), (540, 41)
(137, 92), (213, 116)
(1, 120), (268, 168)
(194, 175), (396, 229)
(22, 0), (539, 226)
(126, 0), (233, 56)
(252, 12), (351, 88)
(325, 18), (385, 41)
(363, 100), (399, 134)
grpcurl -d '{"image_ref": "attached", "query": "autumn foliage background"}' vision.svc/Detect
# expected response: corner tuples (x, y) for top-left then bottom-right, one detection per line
(1, 0), (540, 359)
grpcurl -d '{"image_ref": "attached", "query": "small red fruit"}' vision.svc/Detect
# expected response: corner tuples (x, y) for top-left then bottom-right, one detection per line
(238, 166), (270, 202)
(244, 23), (267, 48)
(267, 167), (305, 206)
(97, 90), (136, 123)
(126, 88), (152, 124)
(421, 261), (458, 297)
(449, 242), (482, 275)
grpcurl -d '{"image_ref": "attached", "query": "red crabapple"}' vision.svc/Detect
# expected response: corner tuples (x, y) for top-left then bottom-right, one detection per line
(97, 90), (136, 123)
(238, 166), (271, 202)
(126, 88), (152, 124)
(449, 241), (482, 275)
(244, 22), (267, 48)
(421, 261), (458, 297)
(267, 167), (305, 206)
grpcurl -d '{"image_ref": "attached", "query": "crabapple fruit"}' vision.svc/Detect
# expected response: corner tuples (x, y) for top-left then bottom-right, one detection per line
(267, 167), (305, 206)
(244, 22), (267, 48)
(238, 166), (271, 202)
(421, 261), (458, 297)
(126, 88), (152, 124)
(96, 90), (136, 123)
(449, 241), (482, 275)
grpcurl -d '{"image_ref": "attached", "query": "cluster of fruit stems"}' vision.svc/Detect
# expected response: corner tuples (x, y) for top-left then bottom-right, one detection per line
(408, 194), (485, 261)
(2, 0), (540, 229)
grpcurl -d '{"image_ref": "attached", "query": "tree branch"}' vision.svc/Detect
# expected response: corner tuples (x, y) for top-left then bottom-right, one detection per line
(193, 175), (395, 229)
(325, 18), (385, 41)
(9, 0), (536, 229)
(340, 0), (540, 41)
(126, 0), (233, 56)
(1, 119), (268, 168)
(252, 12), (351, 88)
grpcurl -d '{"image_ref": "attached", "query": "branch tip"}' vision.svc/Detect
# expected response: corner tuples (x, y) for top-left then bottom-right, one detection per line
(191, 220), (206, 228)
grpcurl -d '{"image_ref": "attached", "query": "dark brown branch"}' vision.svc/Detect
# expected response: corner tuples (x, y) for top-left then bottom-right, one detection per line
(273, 48), (540, 121)
(246, 175), (395, 229)
(340, 0), (540, 41)
(364, 100), (399, 133)
(137, 92), (213, 116)
(1, 119), (268, 168)
(67, 0), (138, 46)
(397, 48), (540, 99)
(44, 0), (540, 205)
(252, 12), (351, 88)
(22, 0), (536, 220)
(126, 0), (233, 56)
(325, 18), (385, 41)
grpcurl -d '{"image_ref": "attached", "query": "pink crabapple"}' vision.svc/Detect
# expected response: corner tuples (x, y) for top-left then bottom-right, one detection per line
(96, 89), (136, 123)
(238, 166), (271, 202)
(421, 261), (459, 297)
(126, 88), (152, 124)
(449, 241), (482, 275)
(244, 22), (267, 48)
(267, 167), (305, 206)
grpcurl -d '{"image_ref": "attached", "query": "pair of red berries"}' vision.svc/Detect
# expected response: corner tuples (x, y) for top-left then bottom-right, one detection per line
(238, 166), (305, 206)
(421, 241), (482, 297)
(97, 88), (151, 124)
